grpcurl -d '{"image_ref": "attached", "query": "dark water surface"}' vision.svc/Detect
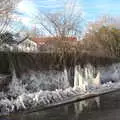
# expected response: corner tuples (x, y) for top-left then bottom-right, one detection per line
(1, 90), (120, 120)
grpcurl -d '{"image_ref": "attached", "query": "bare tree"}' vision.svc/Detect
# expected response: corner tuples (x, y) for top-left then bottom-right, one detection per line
(37, 0), (83, 40)
(0, 0), (23, 45)
(0, 0), (21, 33)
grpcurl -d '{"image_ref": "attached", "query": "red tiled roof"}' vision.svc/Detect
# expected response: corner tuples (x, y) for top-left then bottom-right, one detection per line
(31, 36), (77, 45)
(31, 38), (46, 45)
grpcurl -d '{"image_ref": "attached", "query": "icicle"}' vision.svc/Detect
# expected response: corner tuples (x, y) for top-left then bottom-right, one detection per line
(74, 65), (87, 91)
(74, 64), (101, 90)
(63, 67), (69, 87)
(92, 72), (101, 87)
(74, 65), (82, 87)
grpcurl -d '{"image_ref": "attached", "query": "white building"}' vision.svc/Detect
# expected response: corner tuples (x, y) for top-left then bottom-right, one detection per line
(17, 38), (38, 52)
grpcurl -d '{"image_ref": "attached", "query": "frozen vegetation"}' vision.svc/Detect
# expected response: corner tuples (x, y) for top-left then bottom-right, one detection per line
(0, 63), (120, 115)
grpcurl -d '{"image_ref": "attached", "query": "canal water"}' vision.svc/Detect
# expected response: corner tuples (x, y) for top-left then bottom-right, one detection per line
(1, 90), (120, 120)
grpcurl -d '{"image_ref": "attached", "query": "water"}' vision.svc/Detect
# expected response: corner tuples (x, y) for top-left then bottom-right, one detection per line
(1, 90), (120, 120)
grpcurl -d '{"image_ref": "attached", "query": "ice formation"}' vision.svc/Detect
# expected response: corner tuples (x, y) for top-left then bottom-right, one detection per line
(20, 69), (69, 92)
(74, 64), (101, 91)
(0, 63), (120, 115)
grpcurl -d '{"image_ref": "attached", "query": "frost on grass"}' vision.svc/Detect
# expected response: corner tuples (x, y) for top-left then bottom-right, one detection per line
(0, 87), (84, 115)
(0, 82), (119, 115)
(1, 63), (120, 115)
(20, 70), (70, 92)
(7, 76), (27, 98)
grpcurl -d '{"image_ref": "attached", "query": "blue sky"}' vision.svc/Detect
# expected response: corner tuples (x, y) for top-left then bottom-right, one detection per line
(15, 0), (120, 28)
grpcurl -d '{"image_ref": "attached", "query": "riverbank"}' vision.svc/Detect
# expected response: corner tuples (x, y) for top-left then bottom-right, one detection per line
(1, 81), (120, 116)
(5, 88), (120, 120)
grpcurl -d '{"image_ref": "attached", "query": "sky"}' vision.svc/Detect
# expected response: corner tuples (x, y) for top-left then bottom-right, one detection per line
(15, 0), (120, 29)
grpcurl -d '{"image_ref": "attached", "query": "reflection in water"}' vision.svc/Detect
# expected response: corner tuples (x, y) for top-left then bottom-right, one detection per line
(74, 97), (100, 119)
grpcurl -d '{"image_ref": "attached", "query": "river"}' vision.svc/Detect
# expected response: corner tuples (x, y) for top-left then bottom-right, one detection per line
(1, 90), (120, 120)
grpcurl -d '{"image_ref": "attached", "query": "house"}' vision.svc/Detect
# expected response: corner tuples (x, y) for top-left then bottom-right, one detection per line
(31, 37), (55, 52)
(17, 38), (38, 52)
